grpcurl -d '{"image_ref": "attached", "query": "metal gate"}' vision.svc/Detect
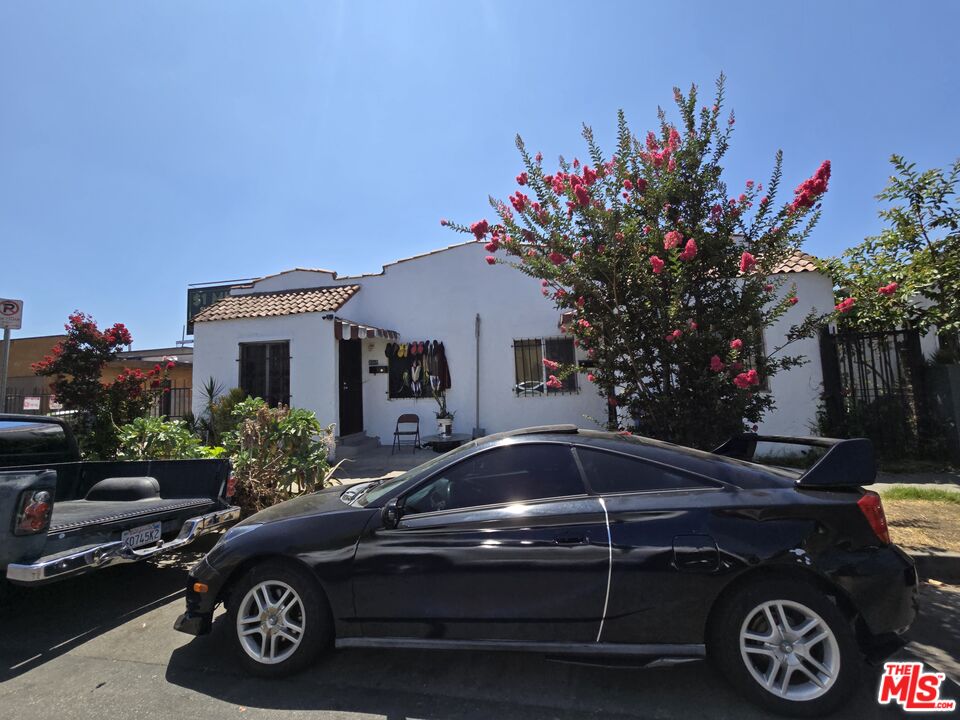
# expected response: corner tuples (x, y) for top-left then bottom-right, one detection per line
(819, 327), (930, 456)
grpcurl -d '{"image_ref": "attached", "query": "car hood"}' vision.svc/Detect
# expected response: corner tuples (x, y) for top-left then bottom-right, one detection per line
(237, 484), (353, 526)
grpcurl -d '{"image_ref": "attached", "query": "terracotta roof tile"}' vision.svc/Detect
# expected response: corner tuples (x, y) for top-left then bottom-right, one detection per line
(771, 250), (819, 274)
(194, 285), (360, 323)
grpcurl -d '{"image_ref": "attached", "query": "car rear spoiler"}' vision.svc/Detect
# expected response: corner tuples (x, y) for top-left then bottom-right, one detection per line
(712, 433), (876, 487)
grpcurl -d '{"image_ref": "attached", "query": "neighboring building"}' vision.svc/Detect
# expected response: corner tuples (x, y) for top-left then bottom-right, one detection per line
(2, 335), (192, 415)
(191, 241), (836, 444)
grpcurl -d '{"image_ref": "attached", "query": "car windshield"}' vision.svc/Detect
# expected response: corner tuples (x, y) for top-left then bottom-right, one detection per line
(352, 440), (480, 507)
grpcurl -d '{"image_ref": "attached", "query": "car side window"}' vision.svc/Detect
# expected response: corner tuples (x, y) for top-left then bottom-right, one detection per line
(577, 447), (712, 494)
(403, 444), (585, 514)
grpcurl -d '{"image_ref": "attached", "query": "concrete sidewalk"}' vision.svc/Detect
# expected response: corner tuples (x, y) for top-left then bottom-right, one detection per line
(328, 444), (432, 485)
(874, 470), (960, 495)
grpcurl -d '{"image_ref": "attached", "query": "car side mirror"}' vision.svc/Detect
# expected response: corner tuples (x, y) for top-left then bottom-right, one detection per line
(382, 498), (402, 529)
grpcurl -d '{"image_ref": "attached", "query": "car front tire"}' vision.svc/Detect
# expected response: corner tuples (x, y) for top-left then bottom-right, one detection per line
(709, 578), (862, 717)
(227, 560), (331, 677)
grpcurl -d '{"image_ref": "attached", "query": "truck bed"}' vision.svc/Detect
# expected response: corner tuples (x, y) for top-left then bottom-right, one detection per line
(50, 497), (217, 533)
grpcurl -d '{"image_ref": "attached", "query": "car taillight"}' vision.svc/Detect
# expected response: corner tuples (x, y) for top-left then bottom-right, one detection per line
(15, 490), (53, 536)
(857, 491), (890, 544)
(225, 475), (237, 499)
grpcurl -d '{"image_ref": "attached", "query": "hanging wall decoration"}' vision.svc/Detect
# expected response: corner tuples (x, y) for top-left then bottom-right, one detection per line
(385, 340), (452, 399)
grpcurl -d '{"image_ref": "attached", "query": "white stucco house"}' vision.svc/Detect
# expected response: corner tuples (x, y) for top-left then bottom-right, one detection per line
(190, 241), (836, 446)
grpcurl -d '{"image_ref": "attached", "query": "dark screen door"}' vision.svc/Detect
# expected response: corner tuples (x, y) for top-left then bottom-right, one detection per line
(338, 339), (363, 435)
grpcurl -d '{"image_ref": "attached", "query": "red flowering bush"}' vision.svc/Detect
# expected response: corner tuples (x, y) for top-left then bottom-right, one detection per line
(446, 76), (837, 448)
(33, 312), (172, 457)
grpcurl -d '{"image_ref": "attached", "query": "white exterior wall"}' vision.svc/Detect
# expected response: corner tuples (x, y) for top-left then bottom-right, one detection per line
(758, 270), (836, 437)
(191, 312), (337, 424)
(193, 241), (835, 445)
(330, 243), (606, 444)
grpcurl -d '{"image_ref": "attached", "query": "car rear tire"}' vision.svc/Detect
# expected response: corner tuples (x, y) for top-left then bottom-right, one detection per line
(708, 578), (862, 717)
(227, 560), (331, 677)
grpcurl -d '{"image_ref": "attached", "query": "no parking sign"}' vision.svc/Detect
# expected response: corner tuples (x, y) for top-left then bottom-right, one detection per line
(0, 298), (23, 330)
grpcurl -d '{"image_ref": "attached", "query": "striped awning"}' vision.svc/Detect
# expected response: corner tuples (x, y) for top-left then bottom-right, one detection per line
(329, 316), (399, 340)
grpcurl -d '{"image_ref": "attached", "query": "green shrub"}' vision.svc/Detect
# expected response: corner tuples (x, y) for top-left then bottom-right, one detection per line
(204, 387), (251, 444)
(222, 399), (333, 517)
(117, 417), (226, 460)
(116, 417), (225, 460)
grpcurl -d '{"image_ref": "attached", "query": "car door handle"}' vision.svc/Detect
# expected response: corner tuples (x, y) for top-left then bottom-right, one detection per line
(554, 536), (587, 545)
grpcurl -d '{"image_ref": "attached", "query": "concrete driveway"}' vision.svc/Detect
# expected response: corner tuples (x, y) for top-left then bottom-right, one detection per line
(1, 540), (957, 720)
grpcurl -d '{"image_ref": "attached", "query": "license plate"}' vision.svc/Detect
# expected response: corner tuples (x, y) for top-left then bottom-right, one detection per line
(121, 521), (162, 549)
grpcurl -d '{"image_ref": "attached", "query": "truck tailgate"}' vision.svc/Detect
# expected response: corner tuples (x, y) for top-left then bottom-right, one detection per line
(50, 497), (216, 533)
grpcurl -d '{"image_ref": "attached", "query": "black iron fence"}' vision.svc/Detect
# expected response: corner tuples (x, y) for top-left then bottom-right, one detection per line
(2, 383), (193, 420)
(819, 327), (938, 457)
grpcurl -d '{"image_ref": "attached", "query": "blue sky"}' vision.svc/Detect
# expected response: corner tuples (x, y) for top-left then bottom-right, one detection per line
(1, 1), (958, 348)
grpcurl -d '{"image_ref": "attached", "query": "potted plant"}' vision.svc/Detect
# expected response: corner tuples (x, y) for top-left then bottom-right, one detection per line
(432, 379), (455, 436)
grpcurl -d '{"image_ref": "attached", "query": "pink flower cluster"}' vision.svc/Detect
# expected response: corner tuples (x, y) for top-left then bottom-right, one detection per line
(516, 172), (528, 186)
(739, 252), (757, 273)
(642, 127), (681, 169)
(733, 369), (760, 389)
(664, 230), (683, 250)
(568, 173), (590, 207)
(542, 358), (559, 371)
(510, 192), (529, 212)
(650, 255), (665, 274)
(878, 282), (899, 296)
(664, 329), (682, 343)
(546, 375), (563, 390)
(835, 297), (856, 314)
(471, 219), (489, 240)
(789, 160), (831, 213)
(678, 238), (697, 262)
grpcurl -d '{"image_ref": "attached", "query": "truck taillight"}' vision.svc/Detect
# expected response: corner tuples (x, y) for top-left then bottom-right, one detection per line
(15, 490), (53, 536)
(857, 491), (890, 544)
(225, 475), (237, 499)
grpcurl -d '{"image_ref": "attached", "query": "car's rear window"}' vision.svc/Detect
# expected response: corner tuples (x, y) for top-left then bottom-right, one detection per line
(576, 447), (718, 494)
(0, 419), (68, 458)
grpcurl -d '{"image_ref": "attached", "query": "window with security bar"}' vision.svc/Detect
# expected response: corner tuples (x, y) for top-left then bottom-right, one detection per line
(513, 337), (578, 396)
(239, 341), (290, 407)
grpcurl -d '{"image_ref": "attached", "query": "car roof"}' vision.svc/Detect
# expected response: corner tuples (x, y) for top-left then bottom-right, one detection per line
(477, 426), (799, 490)
(0, 414), (69, 426)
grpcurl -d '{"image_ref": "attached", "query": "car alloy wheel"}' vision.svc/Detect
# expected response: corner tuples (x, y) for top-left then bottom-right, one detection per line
(739, 599), (840, 701)
(236, 580), (306, 665)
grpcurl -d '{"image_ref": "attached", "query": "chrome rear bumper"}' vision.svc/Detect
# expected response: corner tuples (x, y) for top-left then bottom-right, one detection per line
(5, 506), (240, 585)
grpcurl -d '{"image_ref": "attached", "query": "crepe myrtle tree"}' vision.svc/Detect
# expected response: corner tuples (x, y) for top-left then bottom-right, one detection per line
(32, 311), (174, 458)
(820, 155), (960, 353)
(445, 76), (838, 449)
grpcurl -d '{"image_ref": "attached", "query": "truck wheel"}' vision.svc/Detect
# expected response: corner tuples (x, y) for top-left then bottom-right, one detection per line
(708, 578), (862, 717)
(227, 560), (332, 677)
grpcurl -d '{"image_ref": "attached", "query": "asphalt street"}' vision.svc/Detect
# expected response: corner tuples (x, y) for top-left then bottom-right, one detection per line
(1, 540), (957, 720)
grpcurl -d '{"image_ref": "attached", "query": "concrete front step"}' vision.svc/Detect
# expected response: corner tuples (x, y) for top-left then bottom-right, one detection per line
(335, 433), (381, 459)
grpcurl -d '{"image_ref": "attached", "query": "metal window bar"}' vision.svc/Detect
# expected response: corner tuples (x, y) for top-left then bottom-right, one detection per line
(512, 337), (579, 396)
(239, 341), (290, 407)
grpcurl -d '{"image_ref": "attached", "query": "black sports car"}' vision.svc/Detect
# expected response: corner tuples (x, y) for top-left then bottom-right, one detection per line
(175, 425), (917, 716)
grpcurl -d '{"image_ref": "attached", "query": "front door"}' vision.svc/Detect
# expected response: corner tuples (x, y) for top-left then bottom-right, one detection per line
(351, 443), (611, 642)
(338, 339), (363, 436)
